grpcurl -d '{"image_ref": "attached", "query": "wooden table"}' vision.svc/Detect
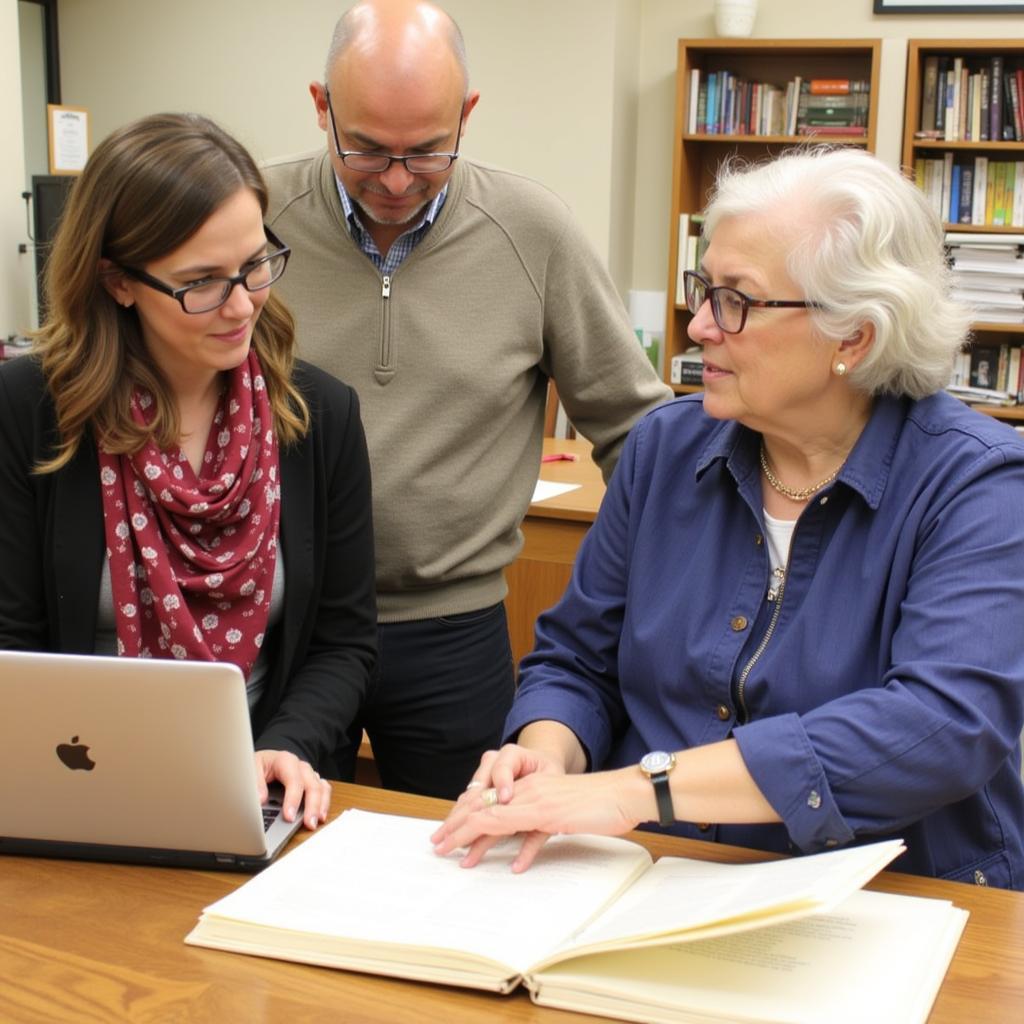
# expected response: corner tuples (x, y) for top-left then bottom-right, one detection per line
(2, 782), (1022, 1023)
(505, 437), (605, 666)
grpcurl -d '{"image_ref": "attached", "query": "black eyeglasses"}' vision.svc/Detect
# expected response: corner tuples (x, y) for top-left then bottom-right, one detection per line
(683, 270), (817, 335)
(114, 227), (290, 314)
(325, 88), (463, 174)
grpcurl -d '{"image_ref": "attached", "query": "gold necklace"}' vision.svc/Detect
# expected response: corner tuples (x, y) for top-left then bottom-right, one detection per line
(759, 443), (842, 502)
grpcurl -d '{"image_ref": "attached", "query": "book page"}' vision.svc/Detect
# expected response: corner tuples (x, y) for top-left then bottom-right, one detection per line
(538, 838), (905, 965)
(192, 810), (651, 976)
(530, 889), (968, 1024)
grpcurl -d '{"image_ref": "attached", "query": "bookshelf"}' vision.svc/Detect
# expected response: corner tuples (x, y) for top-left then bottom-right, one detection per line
(902, 40), (1024, 422)
(664, 39), (882, 396)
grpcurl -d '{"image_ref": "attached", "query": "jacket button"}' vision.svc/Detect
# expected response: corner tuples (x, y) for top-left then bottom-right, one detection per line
(974, 869), (988, 886)
(697, 822), (711, 832)
(730, 615), (748, 631)
(819, 495), (829, 506)
(715, 704), (731, 721)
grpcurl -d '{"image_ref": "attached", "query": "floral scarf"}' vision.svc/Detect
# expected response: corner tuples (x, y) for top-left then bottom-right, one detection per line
(98, 351), (281, 679)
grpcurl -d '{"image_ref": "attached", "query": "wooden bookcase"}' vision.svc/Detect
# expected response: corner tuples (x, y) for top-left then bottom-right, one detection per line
(664, 39), (881, 395)
(902, 39), (1024, 425)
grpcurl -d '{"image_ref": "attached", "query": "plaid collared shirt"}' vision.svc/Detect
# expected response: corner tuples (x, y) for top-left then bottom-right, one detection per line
(336, 178), (448, 276)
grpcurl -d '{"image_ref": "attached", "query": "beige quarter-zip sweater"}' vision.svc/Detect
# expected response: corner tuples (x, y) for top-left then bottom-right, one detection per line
(264, 152), (671, 622)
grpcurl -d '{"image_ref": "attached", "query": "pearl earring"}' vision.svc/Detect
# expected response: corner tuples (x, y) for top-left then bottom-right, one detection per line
(834, 361), (847, 377)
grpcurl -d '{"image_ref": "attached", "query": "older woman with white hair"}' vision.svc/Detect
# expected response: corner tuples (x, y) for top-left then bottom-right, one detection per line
(432, 147), (1024, 889)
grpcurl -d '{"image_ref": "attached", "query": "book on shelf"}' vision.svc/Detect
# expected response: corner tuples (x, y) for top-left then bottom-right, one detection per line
(808, 78), (868, 95)
(675, 213), (691, 306)
(944, 56), (963, 143)
(687, 67), (700, 134)
(185, 810), (968, 1024)
(916, 53), (1023, 144)
(920, 55), (940, 133)
(688, 70), (814, 138)
(958, 165), (975, 224)
(674, 213), (706, 306)
(1009, 67), (1024, 141)
(796, 83), (869, 137)
(915, 158), (1024, 227)
(970, 344), (1005, 390)
(797, 124), (867, 137)
(670, 347), (704, 386)
(991, 54), (1004, 143)
(1010, 346), (1023, 402)
(954, 342), (1023, 398)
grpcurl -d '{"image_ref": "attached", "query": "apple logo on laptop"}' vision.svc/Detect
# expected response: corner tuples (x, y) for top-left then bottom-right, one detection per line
(56, 736), (96, 771)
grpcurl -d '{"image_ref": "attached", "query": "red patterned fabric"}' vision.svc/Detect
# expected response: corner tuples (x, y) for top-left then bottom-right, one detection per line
(98, 351), (281, 678)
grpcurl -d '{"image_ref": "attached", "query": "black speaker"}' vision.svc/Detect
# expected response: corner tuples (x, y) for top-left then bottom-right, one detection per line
(31, 174), (75, 320)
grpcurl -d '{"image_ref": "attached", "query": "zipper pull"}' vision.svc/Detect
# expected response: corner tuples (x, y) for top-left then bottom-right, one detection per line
(766, 567), (785, 602)
(381, 274), (391, 299)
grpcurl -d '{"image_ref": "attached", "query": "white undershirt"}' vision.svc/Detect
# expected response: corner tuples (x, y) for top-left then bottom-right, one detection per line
(762, 509), (797, 576)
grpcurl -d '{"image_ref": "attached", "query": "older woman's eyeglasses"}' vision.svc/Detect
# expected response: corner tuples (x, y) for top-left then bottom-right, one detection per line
(683, 270), (816, 335)
(113, 227), (290, 315)
(325, 88), (463, 174)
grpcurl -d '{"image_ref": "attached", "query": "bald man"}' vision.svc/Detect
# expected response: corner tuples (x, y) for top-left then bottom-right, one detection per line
(264, 0), (671, 799)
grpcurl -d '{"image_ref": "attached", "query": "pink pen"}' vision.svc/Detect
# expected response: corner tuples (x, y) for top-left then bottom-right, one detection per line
(541, 453), (579, 463)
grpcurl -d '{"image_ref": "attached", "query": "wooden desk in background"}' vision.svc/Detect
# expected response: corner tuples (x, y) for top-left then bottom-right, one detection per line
(2, 782), (1022, 1023)
(505, 437), (605, 667)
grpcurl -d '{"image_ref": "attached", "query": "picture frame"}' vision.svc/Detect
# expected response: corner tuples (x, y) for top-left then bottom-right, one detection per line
(874, 1), (1024, 11)
(46, 104), (90, 175)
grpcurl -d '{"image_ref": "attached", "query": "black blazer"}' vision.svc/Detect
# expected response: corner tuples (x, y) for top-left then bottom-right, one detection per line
(0, 355), (377, 769)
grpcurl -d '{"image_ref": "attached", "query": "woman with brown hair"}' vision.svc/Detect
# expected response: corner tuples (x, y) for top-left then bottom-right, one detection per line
(0, 113), (377, 831)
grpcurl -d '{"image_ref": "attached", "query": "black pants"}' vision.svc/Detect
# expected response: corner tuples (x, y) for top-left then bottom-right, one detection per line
(332, 603), (516, 799)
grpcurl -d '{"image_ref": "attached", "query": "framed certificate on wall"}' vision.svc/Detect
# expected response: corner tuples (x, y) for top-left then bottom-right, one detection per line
(47, 104), (90, 175)
(874, 1), (1024, 10)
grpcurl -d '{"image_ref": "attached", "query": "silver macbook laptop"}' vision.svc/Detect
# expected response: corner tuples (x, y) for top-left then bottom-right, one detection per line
(0, 649), (303, 871)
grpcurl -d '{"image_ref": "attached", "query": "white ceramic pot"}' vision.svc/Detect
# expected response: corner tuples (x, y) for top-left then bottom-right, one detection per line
(714, 0), (758, 38)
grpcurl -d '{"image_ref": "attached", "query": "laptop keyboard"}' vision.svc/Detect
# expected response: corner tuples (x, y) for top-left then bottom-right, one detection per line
(261, 805), (279, 831)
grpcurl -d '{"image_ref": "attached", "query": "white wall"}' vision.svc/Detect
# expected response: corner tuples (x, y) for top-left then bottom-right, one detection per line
(57, 0), (633, 284)
(20, 2), (49, 185)
(2, 3), (32, 339)
(27, 1), (1024, 317)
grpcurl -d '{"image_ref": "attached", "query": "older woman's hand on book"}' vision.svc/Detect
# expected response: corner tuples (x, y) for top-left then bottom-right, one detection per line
(431, 760), (647, 873)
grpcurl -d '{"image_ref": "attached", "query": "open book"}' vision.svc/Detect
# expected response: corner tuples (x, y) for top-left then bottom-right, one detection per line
(186, 810), (968, 1024)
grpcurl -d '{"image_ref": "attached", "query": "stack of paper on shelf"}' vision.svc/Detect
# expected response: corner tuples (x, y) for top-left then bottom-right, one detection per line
(948, 232), (1024, 327)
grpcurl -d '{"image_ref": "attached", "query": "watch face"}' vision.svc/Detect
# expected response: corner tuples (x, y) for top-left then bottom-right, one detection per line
(641, 750), (673, 774)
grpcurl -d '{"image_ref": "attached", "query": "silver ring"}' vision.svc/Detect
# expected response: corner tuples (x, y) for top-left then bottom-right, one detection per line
(314, 772), (321, 780)
(465, 780), (484, 791)
(481, 787), (499, 807)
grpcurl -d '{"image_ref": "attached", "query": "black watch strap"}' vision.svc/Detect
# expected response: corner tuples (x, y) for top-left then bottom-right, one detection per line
(650, 771), (674, 827)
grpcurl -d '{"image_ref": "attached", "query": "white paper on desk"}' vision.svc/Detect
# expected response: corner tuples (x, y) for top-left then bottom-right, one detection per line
(532, 480), (581, 503)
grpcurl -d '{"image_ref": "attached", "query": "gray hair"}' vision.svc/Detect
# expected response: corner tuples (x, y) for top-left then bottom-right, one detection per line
(703, 147), (970, 400)
(325, 2), (470, 92)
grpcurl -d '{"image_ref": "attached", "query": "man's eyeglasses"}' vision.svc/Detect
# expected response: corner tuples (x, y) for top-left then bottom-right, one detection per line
(113, 227), (290, 315)
(325, 88), (463, 174)
(683, 270), (817, 335)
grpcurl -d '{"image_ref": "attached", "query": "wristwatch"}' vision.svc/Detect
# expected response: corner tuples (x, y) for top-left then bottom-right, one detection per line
(639, 750), (677, 827)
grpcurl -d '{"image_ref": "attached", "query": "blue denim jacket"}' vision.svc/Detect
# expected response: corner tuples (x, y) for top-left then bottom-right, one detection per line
(507, 392), (1024, 888)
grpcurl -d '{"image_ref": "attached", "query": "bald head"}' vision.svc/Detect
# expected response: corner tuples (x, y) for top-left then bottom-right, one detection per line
(310, 0), (480, 257)
(326, 0), (469, 94)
